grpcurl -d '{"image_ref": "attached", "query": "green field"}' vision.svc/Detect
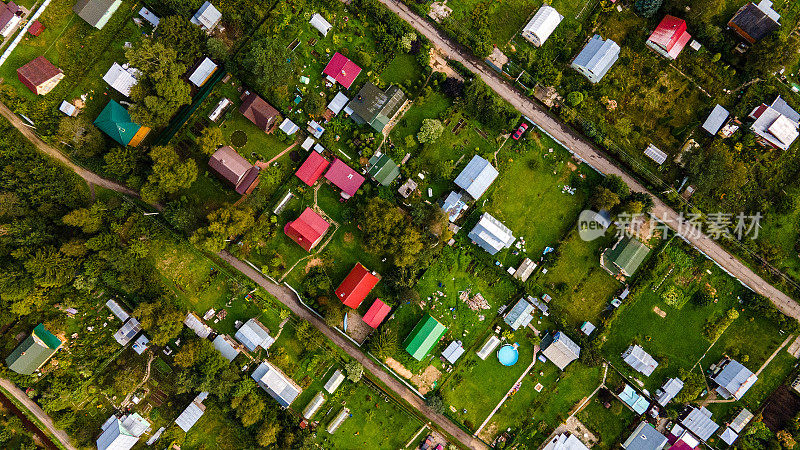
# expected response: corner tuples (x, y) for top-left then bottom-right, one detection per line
(576, 394), (638, 449)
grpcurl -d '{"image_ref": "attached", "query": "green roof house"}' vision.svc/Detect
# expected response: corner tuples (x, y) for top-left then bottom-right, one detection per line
(367, 153), (400, 186)
(602, 235), (651, 277)
(347, 83), (407, 133)
(5, 324), (62, 375)
(94, 100), (150, 147)
(403, 314), (447, 361)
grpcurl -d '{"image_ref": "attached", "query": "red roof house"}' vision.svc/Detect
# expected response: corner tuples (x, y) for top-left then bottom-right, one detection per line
(208, 146), (261, 194)
(646, 15), (691, 60)
(295, 152), (330, 186)
(17, 56), (64, 95)
(362, 299), (391, 328)
(284, 207), (330, 251)
(335, 263), (380, 308)
(323, 52), (362, 89)
(324, 158), (365, 198)
(27, 20), (45, 36)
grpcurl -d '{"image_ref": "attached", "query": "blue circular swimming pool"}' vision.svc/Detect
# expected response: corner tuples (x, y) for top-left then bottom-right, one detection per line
(497, 344), (519, 366)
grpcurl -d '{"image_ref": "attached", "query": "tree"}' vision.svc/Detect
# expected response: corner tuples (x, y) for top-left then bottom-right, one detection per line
(62, 204), (105, 233)
(704, 308), (739, 341)
(302, 267), (332, 299)
(417, 119), (444, 144)
(425, 392), (445, 414)
(197, 126), (224, 155)
(400, 32), (417, 52)
(157, 15), (204, 63)
(239, 38), (296, 94)
(295, 320), (325, 351)
(103, 147), (139, 179)
(191, 204), (255, 252)
(591, 187), (620, 210)
(206, 37), (230, 61)
(305, 92), (326, 117)
(56, 117), (105, 157)
(23, 247), (78, 288)
(133, 300), (184, 346)
(126, 39), (191, 127)
(747, 34), (800, 76)
(368, 326), (398, 359)
(361, 198), (425, 267)
(602, 174), (630, 197)
(688, 0), (722, 22)
(566, 91), (584, 107)
(673, 368), (704, 403)
(143, 145), (197, 203)
(257, 422), (281, 447)
(345, 360), (364, 382)
(174, 339), (201, 368)
(634, 0), (663, 18)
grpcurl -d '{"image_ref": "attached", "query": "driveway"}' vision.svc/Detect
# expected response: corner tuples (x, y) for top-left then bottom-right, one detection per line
(0, 378), (77, 450)
(219, 251), (488, 450)
(376, 0), (800, 321)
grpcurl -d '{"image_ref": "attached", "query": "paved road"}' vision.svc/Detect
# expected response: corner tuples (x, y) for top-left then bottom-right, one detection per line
(377, 0), (800, 321)
(0, 378), (77, 450)
(0, 102), (140, 198)
(219, 251), (488, 450)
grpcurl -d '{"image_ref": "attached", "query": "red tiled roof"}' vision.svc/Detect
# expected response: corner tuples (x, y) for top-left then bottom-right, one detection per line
(335, 263), (379, 308)
(668, 441), (695, 450)
(28, 20), (44, 36)
(362, 299), (391, 328)
(648, 15), (691, 58)
(322, 52), (362, 89)
(324, 158), (364, 197)
(17, 56), (61, 91)
(295, 152), (330, 186)
(284, 207), (330, 251)
(208, 146), (260, 194)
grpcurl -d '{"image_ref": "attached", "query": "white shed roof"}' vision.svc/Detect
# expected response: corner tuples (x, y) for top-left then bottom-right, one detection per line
(309, 13), (332, 36)
(521, 5), (563, 46)
(189, 57), (218, 87)
(643, 144), (667, 165)
(103, 63), (139, 97)
(441, 341), (465, 364)
(702, 104), (729, 135)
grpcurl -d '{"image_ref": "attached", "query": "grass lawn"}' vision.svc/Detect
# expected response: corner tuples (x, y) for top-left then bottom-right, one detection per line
(537, 228), (620, 328)
(486, 131), (600, 258)
(182, 402), (256, 449)
(576, 394), (638, 449)
(439, 329), (538, 431)
(381, 52), (425, 87)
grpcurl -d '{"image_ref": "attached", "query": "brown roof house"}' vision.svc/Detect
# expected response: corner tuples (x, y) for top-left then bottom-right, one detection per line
(208, 146), (260, 194)
(240, 92), (280, 133)
(17, 56), (64, 95)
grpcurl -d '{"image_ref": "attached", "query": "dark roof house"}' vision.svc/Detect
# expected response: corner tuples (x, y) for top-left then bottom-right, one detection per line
(602, 235), (651, 277)
(728, 0), (780, 44)
(0, 1), (22, 38)
(74, 0), (122, 29)
(347, 82), (407, 132)
(335, 263), (380, 308)
(17, 56), (64, 95)
(366, 152), (400, 186)
(208, 146), (260, 194)
(284, 207), (330, 251)
(5, 324), (62, 375)
(240, 92), (280, 132)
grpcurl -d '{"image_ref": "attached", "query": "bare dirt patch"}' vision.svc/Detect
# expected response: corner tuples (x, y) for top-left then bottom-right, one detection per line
(653, 306), (667, 318)
(345, 310), (373, 345)
(411, 365), (442, 396)
(304, 258), (324, 273)
(386, 357), (414, 379)
(343, 232), (354, 244)
(477, 422), (497, 441)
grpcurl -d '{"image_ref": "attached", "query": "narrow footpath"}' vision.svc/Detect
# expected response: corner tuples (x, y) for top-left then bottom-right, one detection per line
(0, 378), (76, 450)
(219, 251), (488, 450)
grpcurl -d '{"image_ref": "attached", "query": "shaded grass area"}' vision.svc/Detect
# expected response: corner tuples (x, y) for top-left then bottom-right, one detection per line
(537, 228), (620, 328)
(576, 395), (637, 449)
(182, 402), (257, 449)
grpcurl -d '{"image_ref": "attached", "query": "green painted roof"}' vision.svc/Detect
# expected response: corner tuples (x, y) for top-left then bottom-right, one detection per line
(404, 314), (446, 361)
(367, 153), (400, 186)
(94, 100), (141, 146)
(5, 324), (62, 375)
(606, 236), (650, 276)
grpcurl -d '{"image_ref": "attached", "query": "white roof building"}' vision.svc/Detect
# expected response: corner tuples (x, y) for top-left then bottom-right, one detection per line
(184, 312), (213, 339)
(175, 392), (208, 432)
(441, 341), (465, 364)
(476, 335), (501, 360)
(235, 318), (274, 352)
(309, 13), (332, 36)
(252, 361), (302, 407)
(303, 391), (327, 419)
(212, 334), (241, 362)
(105, 299), (129, 322)
(191, 1), (222, 31)
(467, 212), (515, 255)
(543, 432), (590, 450)
(454, 155), (498, 200)
(301, 136), (316, 150)
(113, 317), (141, 346)
(643, 144), (668, 165)
(279, 118), (299, 135)
(103, 63), (139, 97)
(702, 104), (730, 135)
(138, 7), (160, 28)
(571, 35), (620, 83)
(521, 5), (563, 47)
(712, 359), (758, 400)
(324, 369), (345, 393)
(655, 377), (684, 406)
(59, 101), (78, 117)
(622, 345), (658, 376)
(97, 413), (150, 450)
(189, 58), (218, 87)
(749, 96), (800, 150)
(327, 92), (349, 115)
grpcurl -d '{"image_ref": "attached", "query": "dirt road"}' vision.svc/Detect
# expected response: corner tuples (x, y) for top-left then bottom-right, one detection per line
(0, 102), (139, 198)
(219, 251), (488, 450)
(0, 378), (76, 450)
(376, 0), (800, 321)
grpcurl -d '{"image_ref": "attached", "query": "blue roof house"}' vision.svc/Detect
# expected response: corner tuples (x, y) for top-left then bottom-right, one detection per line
(468, 212), (515, 255)
(571, 35), (620, 83)
(454, 155), (498, 200)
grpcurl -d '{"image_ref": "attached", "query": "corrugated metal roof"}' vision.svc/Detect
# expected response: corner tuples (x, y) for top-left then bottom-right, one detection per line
(454, 155), (498, 200)
(622, 345), (658, 376)
(702, 104), (730, 135)
(468, 212), (515, 255)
